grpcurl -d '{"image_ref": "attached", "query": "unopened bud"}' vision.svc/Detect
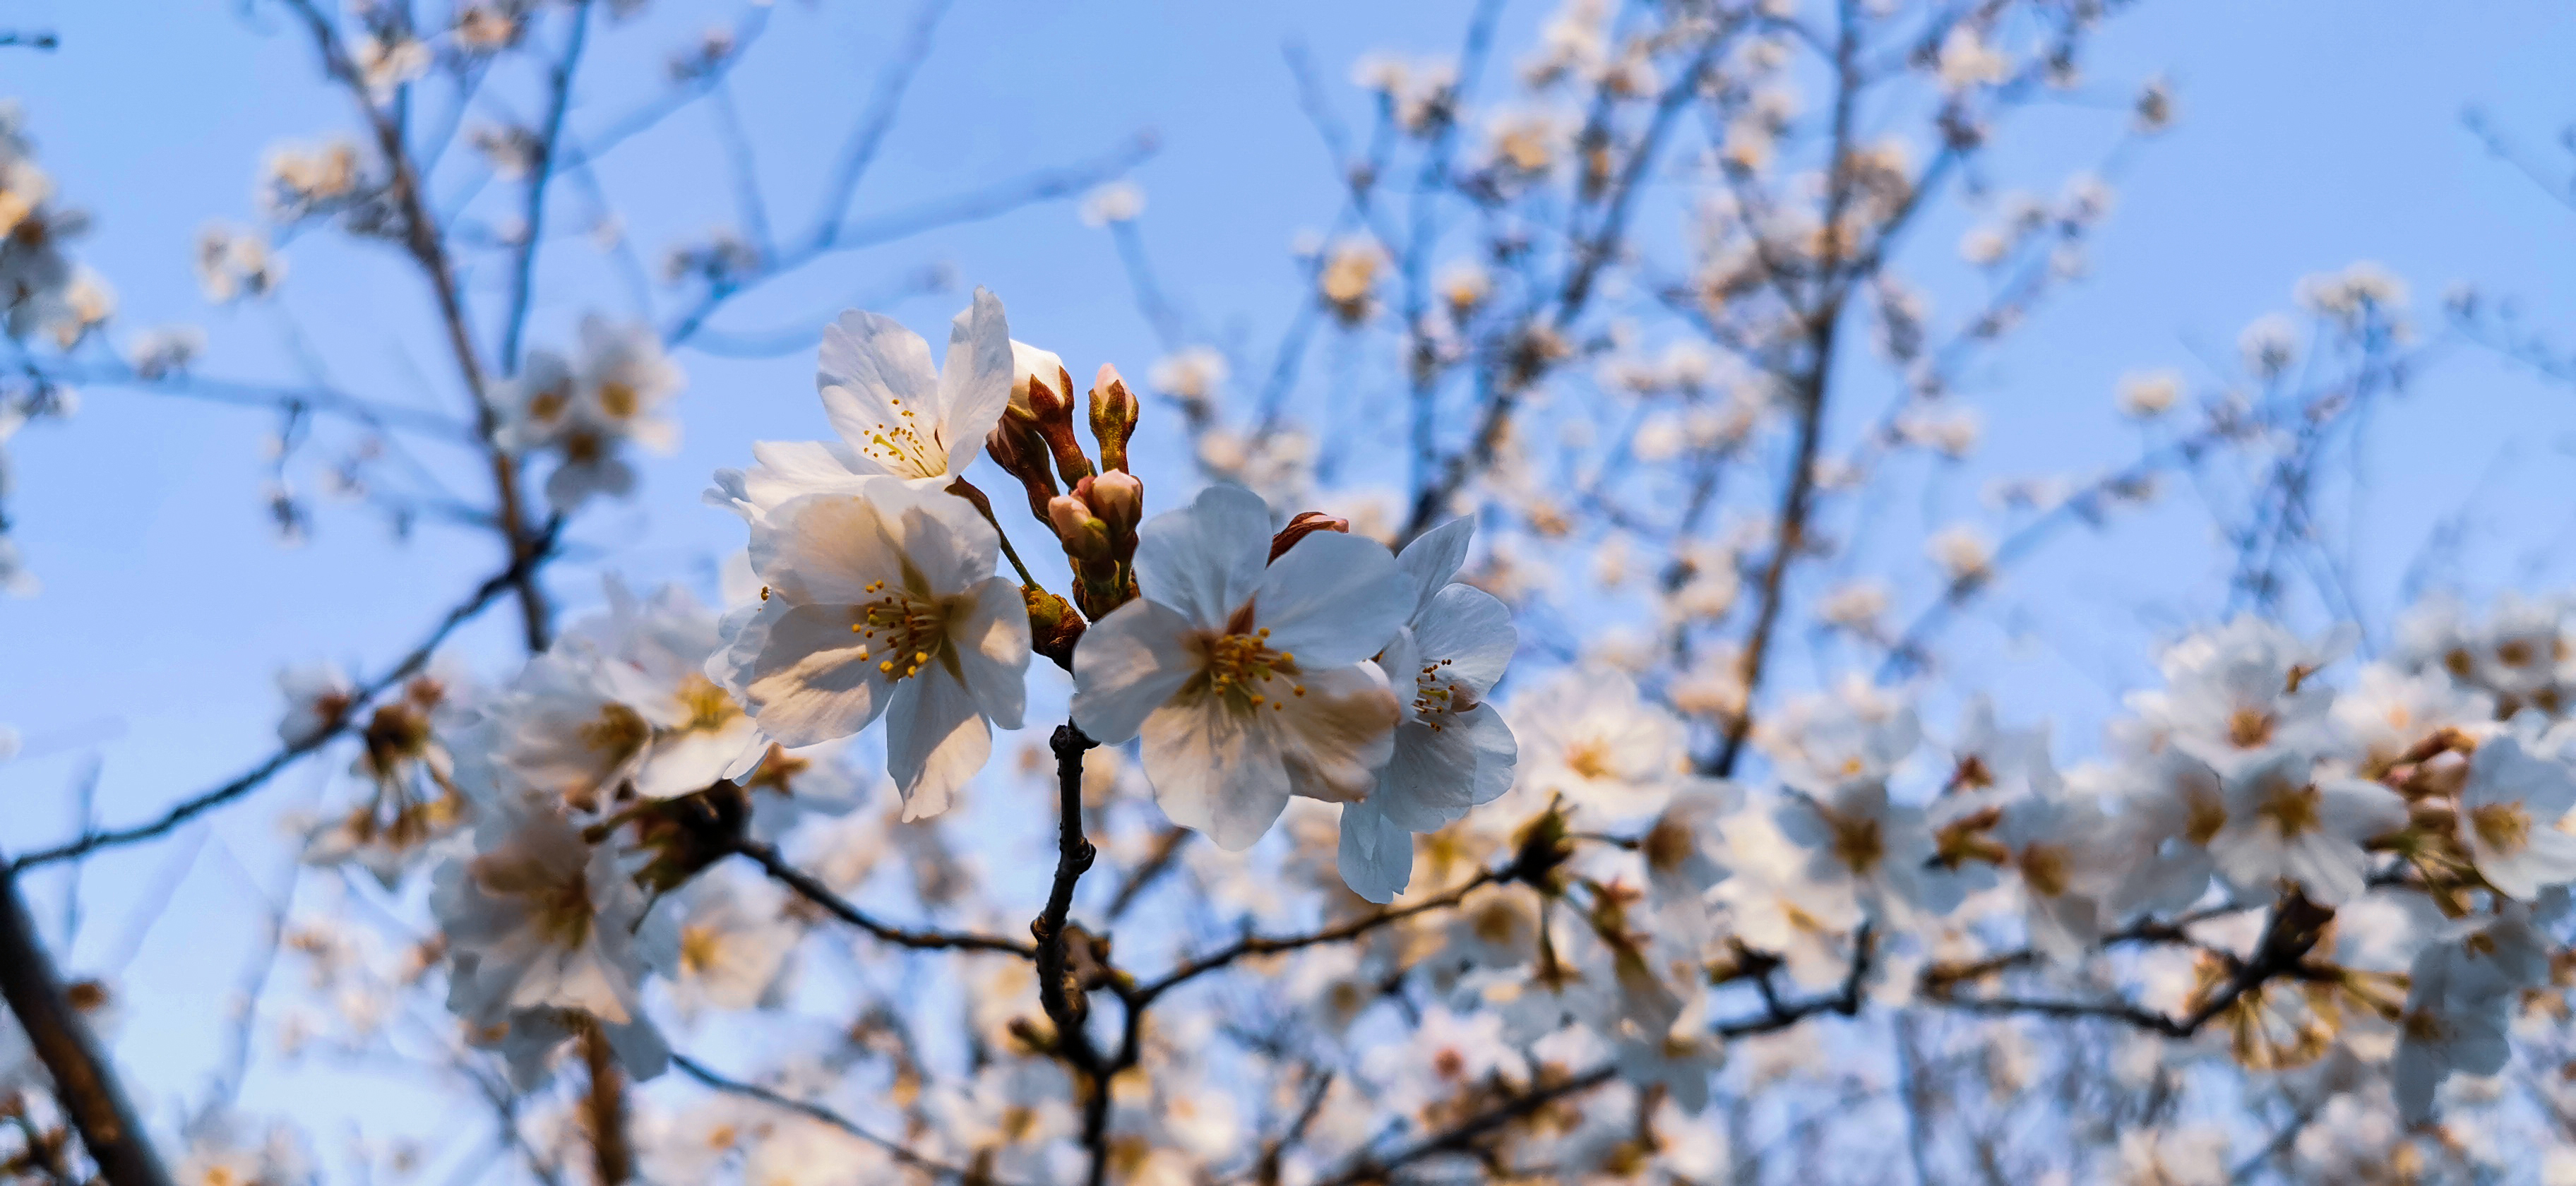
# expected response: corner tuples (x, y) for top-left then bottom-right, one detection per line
(1081, 471), (1144, 540)
(1023, 586), (1086, 670)
(1268, 510), (1352, 563)
(1022, 361), (1095, 486)
(1024, 364), (1075, 424)
(985, 421), (1059, 525)
(1049, 493), (1113, 561)
(1010, 341), (1069, 419)
(1508, 806), (1575, 893)
(1089, 363), (1140, 472)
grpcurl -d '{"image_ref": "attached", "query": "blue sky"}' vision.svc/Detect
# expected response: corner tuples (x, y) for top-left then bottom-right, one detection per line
(2, 0), (2576, 1158)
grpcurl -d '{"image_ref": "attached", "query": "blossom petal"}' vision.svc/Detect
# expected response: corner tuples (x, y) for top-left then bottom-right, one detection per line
(886, 666), (991, 822)
(1376, 717), (1479, 832)
(1462, 702), (1520, 806)
(1134, 484), (1270, 629)
(1143, 693), (1291, 851)
(818, 310), (943, 479)
(1071, 599), (1201, 744)
(1411, 583), (1517, 695)
(1256, 532), (1408, 669)
(936, 287), (1014, 478)
(1272, 662), (1401, 805)
(1337, 799), (1415, 904)
(715, 601), (894, 746)
(751, 491), (910, 605)
(950, 576), (1032, 731)
(1396, 515), (1476, 618)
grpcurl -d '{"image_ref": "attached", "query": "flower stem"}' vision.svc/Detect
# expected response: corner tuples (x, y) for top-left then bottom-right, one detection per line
(947, 477), (1044, 589)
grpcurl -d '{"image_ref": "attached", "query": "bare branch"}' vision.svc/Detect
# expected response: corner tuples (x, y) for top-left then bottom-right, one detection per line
(729, 839), (1034, 957)
(671, 1054), (1019, 1185)
(0, 861), (176, 1186)
(10, 522), (562, 873)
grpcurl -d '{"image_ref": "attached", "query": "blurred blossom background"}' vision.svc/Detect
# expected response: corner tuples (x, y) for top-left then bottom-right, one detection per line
(3, 0), (2576, 1183)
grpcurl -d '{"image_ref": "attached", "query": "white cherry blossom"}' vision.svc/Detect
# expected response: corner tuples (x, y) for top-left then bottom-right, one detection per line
(706, 289), (1012, 520)
(712, 479), (1029, 819)
(1337, 515), (1520, 902)
(1071, 484), (1407, 851)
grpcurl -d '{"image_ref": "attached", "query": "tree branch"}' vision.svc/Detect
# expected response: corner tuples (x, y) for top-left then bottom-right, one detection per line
(729, 839), (1033, 957)
(1132, 868), (1504, 1007)
(10, 525), (561, 872)
(0, 861), (175, 1186)
(671, 1054), (1020, 1185)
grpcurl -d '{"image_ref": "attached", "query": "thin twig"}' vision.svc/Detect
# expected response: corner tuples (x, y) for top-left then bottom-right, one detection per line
(671, 1054), (1016, 1185)
(731, 839), (1034, 956)
(11, 524), (561, 872)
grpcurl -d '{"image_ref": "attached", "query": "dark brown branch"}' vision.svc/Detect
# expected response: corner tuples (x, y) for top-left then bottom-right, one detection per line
(11, 526), (560, 872)
(0, 861), (175, 1186)
(1132, 868), (1503, 1007)
(1931, 895), (2335, 1041)
(730, 840), (1033, 957)
(576, 1020), (631, 1185)
(1308, 1067), (1619, 1186)
(1026, 724), (1119, 1185)
(1703, 0), (1861, 779)
(282, 0), (554, 652)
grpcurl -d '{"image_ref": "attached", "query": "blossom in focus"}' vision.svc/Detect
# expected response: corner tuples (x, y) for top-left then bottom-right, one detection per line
(1337, 516), (1520, 902)
(1071, 484), (1407, 851)
(712, 481), (1029, 819)
(707, 289), (1012, 520)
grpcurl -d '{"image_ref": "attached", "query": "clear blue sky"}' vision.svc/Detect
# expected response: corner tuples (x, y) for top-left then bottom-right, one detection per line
(1, 0), (2575, 1158)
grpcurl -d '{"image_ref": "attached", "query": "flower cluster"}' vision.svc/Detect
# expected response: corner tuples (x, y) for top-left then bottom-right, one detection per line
(497, 318), (684, 513)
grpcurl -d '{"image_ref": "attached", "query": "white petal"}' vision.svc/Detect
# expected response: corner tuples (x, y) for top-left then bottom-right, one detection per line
(1256, 532), (1408, 669)
(737, 438), (874, 511)
(1463, 702), (1520, 806)
(2321, 778), (2407, 842)
(936, 288), (1015, 478)
(1337, 799), (1415, 904)
(1134, 484), (1270, 629)
(2483, 827), (2576, 900)
(1272, 662), (1400, 805)
(886, 666), (991, 821)
(717, 601), (894, 746)
(1376, 717), (1479, 832)
(751, 491), (910, 605)
(1071, 599), (1201, 744)
(1396, 515), (1476, 618)
(951, 576), (1032, 731)
(818, 311), (944, 479)
(1143, 694), (1291, 851)
(1411, 584), (1517, 695)
(884, 481), (1003, 595)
